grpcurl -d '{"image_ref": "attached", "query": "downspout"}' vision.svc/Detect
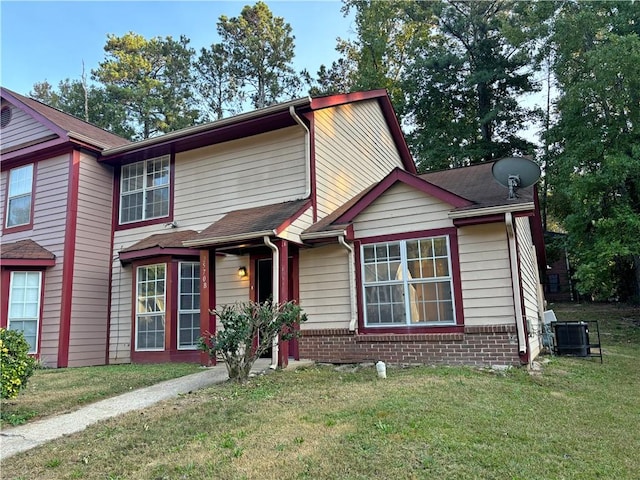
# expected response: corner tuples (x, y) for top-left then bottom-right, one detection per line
(338, 235), (357, 331)
(505, 213), (527, 359)
(289, 106), (311, 201)
(263, 236), (279, 369)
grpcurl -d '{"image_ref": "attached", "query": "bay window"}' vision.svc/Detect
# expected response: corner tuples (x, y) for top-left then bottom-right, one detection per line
(7, 271), (42, 353)
(135, 264), (166, 351)
(6, 164), (34, 228)
(120, 156), (170, 224)
(362, 236), (455, 327)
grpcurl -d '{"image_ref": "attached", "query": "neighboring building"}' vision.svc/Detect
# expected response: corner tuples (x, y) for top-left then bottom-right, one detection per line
(1, 87), (547, 368)
(544, 231), (574, 303)
(0, 88), (129, 367)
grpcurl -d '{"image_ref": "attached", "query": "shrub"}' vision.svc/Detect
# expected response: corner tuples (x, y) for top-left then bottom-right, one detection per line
(1, 328), (37, 399)
(199, 300), (307, 382)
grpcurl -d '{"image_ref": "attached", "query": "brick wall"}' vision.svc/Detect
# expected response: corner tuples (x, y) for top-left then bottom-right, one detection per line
(299, 325), (521, 366)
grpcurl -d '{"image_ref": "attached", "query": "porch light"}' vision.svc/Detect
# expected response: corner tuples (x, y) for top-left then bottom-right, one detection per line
(238, 266), (247, 278)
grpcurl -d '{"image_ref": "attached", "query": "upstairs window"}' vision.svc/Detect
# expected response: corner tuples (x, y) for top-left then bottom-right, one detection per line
(6, 164), (34, 228)
(120, 156), (170, 224)
(362, 236), (455, 327)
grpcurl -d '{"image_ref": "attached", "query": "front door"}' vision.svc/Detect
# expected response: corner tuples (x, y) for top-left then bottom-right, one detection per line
(253, 255), (299, 360)
(255, 258), (273, 358)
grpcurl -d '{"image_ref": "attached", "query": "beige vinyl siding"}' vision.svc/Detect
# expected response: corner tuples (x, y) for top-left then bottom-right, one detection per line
(314, 100), (404, 219)
(215, 254), (250, 311)
(458, 223), (516, 326)
(279, 206), (313, 244)
(0, 101), (57, 153)
(352, 182), (454, 238)
(516, 216), (543, 358)
(299, 245), (351, 330)
(67, 154), (113, 367)
(1, 154), (71, 367)
(108, 263), (132, 364)
(174, 127), (306, 230)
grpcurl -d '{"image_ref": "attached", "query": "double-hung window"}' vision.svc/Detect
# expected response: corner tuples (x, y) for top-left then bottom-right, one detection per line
(120, 156), (170, 224)
(7, 271), (42, 353)
(135, 264), (166, 351)
(362, 236), (455, 327)
(6, 164), (33, 228)
(178, 262), (200, 349)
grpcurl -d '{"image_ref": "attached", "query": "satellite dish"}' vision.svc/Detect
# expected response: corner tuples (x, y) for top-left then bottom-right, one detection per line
(492, 157), (541, 200)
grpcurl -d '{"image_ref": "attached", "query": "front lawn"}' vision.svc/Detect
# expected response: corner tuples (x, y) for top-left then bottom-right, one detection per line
(0, 362), (203, 428)
(2, 303), (639, 479)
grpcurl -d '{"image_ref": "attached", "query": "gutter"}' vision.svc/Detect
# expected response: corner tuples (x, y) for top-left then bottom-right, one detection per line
(183, 230), (275, 248)
(300, 229), (348, 242)
(289, 106), (311, 201)
(505, 212), (527, 358)
(338, 235), (358, 331)
(102, 97), (312, 157)
(263, 235), (280, 370)
(448, 202), (535, 219)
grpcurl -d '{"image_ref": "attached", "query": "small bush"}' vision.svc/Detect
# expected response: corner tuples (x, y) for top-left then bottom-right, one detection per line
(199, 300), (307, 382)
(1, 328), (37, 399)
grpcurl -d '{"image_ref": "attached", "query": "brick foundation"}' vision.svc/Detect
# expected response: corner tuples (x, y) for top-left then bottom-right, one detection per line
(299, 325), (522, 366)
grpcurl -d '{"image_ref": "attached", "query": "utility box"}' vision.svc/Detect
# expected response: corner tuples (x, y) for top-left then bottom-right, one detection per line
(554, 322), (590, 357)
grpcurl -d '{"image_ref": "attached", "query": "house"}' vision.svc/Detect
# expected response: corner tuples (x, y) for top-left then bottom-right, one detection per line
(1, 87), (130, 367)
(1, 87), (547, 369)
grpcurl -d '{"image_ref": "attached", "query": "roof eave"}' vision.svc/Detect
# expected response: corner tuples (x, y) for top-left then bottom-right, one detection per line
(448, 202), (535, 219)
(101, 97), (312, 160)
(183, 230), (276, 248)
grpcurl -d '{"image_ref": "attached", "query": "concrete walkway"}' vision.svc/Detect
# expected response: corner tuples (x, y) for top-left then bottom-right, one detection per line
(1, 358), (287, 461)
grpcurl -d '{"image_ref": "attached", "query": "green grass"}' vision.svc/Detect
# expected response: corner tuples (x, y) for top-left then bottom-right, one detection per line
(0, 362), (203, 427)
(2, 303), (639, 479)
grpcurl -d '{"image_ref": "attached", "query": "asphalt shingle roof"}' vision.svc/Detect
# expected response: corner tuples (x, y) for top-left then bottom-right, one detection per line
(0, 239), (55, 260)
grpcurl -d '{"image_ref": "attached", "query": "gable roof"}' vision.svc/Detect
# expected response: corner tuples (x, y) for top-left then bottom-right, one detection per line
(419, 161), (535, 210)
(303, 160), (537, 238)
(184, 199), (310, 248)
(99, 89), (416, 173)
(0, 239), (56, 267)
(1, 88), (130, 162)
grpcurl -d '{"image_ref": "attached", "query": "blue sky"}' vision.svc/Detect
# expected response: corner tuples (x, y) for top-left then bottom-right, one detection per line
(0, 0), (355, 95)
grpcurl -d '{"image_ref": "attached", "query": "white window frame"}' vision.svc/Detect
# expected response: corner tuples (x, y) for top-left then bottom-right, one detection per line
(177, 261), (201, 350)
(7, 271), (42, 354)
(119, 155), (170, 224)
(135, 263), (166, 351)
(361, 236), (456, 327)
(6, 164), (34, 228)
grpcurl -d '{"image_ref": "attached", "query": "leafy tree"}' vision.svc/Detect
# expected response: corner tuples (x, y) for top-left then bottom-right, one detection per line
(320, 1), (546, 171)
(215, 1), (301, 109)
(93, 32), (200, 139)
(199, 300), (307, 382)
(311, 0), (429, 107)
(548, 1), (640, 301)
(402, 0), (545, 170)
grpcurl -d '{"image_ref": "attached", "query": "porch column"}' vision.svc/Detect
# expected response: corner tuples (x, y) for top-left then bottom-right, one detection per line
(275, 239), (289, 368)
(199, 249), (216, 366)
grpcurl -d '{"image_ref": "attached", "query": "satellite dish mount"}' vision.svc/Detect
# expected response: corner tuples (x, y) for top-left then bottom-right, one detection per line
(492, 157), (541, 200)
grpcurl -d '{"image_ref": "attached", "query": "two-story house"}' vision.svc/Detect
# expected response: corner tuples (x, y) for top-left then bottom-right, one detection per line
(1, 88), (129, 367)
(1, 87), (546, 369)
